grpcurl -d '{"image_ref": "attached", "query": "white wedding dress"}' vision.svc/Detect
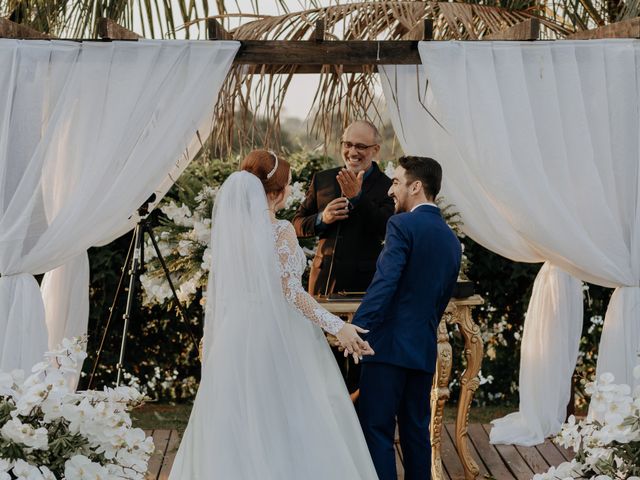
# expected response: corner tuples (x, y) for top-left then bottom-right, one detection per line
(169, 171), (378, 480)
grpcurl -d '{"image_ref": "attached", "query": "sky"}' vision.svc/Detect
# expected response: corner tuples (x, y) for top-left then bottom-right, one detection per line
(134, 0), (382, 119)
(221, 1), (333, 120)
(143, 0), (383, 120)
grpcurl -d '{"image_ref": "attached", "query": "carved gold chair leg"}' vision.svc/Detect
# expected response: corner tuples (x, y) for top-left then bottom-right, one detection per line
(430, 315), (453, 480)
(451, 305), (484, 480)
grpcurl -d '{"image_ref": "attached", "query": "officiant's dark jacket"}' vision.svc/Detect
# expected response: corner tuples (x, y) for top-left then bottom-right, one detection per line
(292, 162), (394, 296)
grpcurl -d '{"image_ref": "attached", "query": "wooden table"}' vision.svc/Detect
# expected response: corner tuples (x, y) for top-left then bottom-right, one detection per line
(318, 294), (485, 480)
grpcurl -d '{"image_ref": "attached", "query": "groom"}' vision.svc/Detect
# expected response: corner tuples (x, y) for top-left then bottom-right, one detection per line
(352, 156), (461, 480)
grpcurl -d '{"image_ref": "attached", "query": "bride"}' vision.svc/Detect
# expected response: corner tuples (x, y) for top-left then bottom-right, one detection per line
(169, 150), (379, 479)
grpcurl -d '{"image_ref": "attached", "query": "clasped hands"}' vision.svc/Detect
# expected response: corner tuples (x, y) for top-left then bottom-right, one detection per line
(335, 323), (375, 364)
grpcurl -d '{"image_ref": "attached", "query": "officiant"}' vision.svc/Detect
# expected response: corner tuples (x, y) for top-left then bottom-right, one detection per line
(292, 120), (394, 393)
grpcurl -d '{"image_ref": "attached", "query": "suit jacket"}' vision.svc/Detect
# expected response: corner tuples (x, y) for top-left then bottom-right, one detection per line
(292, 162), (394, 296)
(352, 205), (461, 373)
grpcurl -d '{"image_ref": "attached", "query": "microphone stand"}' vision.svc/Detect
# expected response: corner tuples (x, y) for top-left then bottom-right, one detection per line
(324, 190), (350, 298)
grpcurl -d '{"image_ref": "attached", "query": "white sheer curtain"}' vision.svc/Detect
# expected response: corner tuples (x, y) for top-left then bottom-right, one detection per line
(0, 39), (239, 374)
(380, 39), (640, 445)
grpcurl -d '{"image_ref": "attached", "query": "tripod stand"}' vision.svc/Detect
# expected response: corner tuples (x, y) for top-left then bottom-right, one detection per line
(87, 197), (199, 389)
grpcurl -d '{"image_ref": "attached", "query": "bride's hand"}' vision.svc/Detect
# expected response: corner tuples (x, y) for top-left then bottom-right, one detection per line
(335, 323), (374, 362)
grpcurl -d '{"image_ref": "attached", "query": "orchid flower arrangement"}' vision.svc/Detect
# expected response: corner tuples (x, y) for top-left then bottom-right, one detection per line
(0, 338), (153, 480)
(534, 366), (640, 480)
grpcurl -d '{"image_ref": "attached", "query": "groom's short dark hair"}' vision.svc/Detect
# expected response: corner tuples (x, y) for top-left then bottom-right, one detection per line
(398, 156), (442, 200)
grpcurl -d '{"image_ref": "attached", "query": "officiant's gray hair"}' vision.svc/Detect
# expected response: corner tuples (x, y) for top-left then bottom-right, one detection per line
(342, 120), (382, 144)
(398, 156), (442, 200)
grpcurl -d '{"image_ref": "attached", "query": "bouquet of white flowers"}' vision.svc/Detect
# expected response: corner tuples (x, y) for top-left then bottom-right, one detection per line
(534, 366), (640, 480)
(0, 338), (154, 479)
(140, 181), (308, 307)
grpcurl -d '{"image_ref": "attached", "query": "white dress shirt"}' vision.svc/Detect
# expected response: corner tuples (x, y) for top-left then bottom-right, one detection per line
(410, 202), (437, 212)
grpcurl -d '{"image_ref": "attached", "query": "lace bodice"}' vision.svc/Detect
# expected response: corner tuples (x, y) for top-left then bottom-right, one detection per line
(273, 220), (344, 336)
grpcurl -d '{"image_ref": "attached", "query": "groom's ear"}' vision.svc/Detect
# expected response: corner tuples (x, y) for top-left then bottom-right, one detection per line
(410, 180), (423, 196)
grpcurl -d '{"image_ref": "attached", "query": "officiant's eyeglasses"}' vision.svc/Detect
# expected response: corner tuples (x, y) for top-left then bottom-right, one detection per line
(340, 141), (378, 152)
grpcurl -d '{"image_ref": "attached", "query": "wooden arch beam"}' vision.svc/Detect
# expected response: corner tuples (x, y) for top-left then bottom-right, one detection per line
(568, 17), (640, 39)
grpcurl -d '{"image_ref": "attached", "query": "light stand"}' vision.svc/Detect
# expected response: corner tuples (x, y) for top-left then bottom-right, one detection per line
(87, 195), (198, 389)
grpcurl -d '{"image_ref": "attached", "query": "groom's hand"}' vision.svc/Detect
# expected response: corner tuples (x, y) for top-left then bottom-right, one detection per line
(343, 340), (375, 364)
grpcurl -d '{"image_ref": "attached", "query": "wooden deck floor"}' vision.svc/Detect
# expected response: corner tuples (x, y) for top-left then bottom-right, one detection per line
(145, 423), (574, 479)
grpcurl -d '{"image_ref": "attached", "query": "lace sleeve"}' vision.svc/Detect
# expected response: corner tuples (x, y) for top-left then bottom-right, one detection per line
(275, 222), (345, 335)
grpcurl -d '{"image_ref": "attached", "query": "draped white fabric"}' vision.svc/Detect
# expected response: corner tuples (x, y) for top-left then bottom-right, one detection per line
(379, 39), (640, 445)
(0, 39), (239, 374)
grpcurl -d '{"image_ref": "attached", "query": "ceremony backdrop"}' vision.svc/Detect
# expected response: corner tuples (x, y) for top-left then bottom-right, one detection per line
(0, 39), (238, 376)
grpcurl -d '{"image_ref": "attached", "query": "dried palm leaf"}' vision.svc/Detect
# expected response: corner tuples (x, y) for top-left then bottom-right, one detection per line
(204, 1), (571, 156)
(0, 0), (212, 38)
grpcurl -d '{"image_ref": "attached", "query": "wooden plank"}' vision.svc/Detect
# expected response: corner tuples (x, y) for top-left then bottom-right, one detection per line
(568, 17), (640, 39)
(483, 18), (540, 40)
(441, 423), (466, 479)
(147, 430), (170, 480)
(445, 423), (490, 478)
(535, 440), (569, 469)
(467, 424), (516, 480)
(246, 64), (379, 74)
(97, 18), (141, 40)
(140, 424), (572, 479)
(158, 430), (181, 479)
(483, 425), (535, 480)
(515, 444), (551, 474)
(0, 18), (50, 38)
(553, 441), (576, 462)
(234, 40), (421, 65)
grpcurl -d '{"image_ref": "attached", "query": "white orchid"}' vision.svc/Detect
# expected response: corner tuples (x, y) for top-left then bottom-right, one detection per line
(384, 161), (396, 178)
(540, 366), (640, 480)
(64, 455), (109, 480)
(0, 338), (153, 479)
(1, 418), (48, 451)
(285, 181), (306, 209)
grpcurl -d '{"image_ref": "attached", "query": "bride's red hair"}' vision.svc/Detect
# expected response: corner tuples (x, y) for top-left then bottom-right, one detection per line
(240, 150), (291, 194)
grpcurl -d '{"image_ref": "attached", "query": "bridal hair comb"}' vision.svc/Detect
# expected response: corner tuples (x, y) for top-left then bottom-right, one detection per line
(266, 150), (278, 179)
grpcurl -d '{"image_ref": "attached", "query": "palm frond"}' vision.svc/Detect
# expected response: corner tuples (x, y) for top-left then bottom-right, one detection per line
(208, 1), (571, 156)
(619, 0), (640, 19)
(0, 0), (211, 38)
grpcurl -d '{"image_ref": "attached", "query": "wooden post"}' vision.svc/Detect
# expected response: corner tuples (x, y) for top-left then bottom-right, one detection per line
(423, 19), (434, 41)
(207, 18), (233, 40)
(483, 18), (540, 40)
(313, 18), (326, 42)
(568, 17), (640, 39)
(0, 18), (49, 38)
(97, 18), (141, 40)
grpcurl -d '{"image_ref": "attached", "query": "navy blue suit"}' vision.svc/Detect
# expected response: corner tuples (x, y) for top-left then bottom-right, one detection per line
(352, 204), (461, 480)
